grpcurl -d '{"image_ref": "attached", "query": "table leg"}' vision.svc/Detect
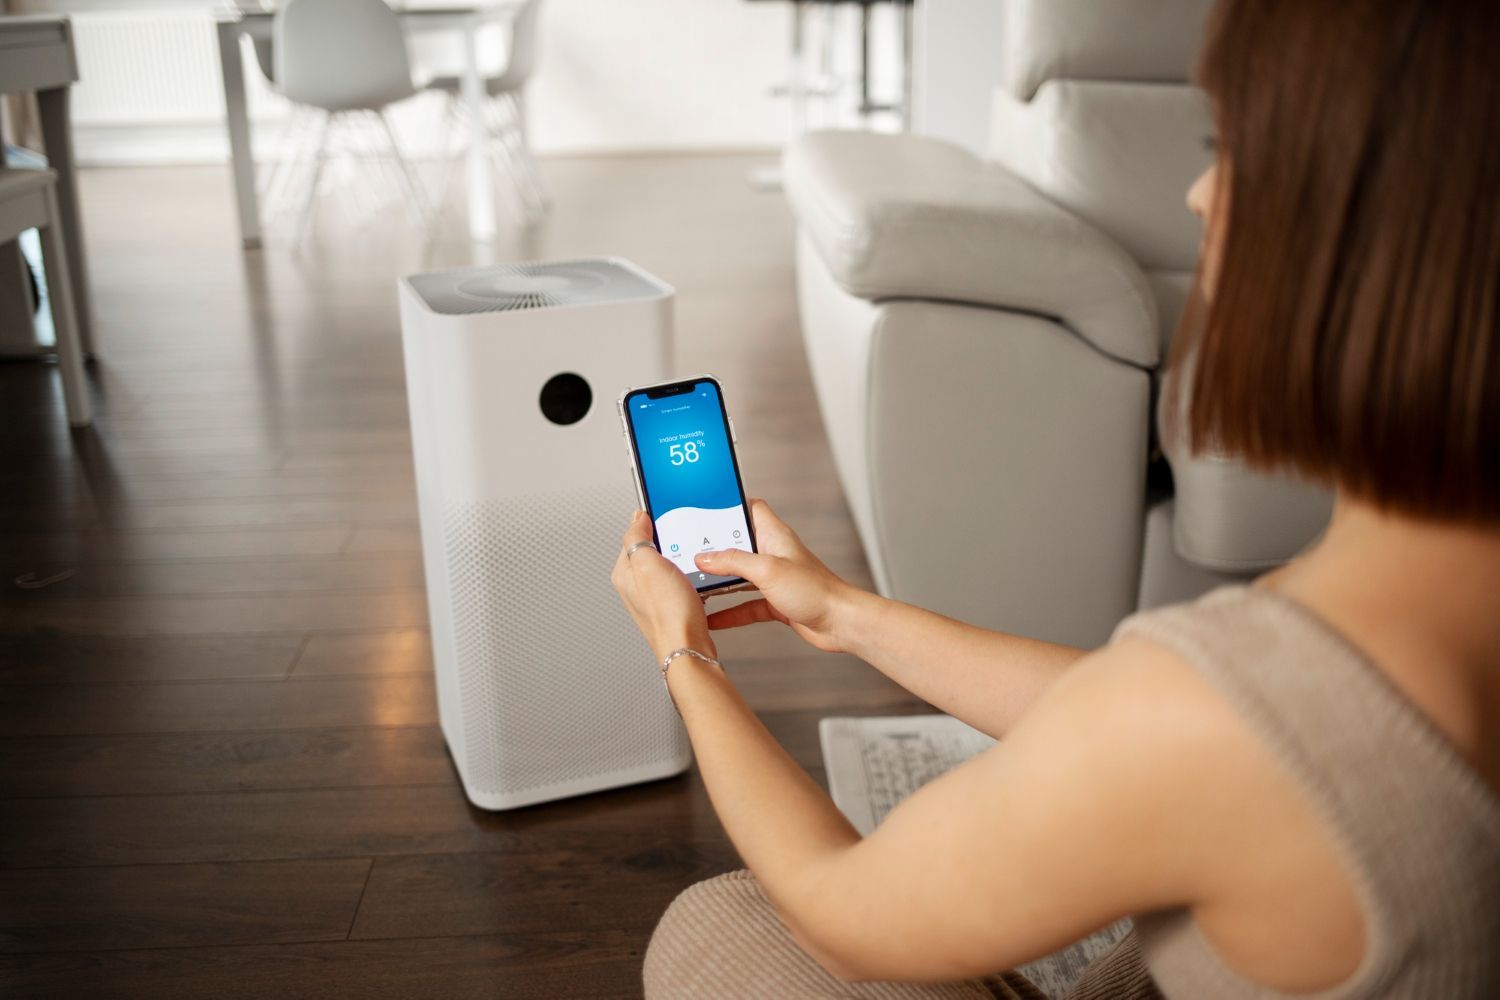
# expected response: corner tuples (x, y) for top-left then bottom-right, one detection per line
(462, 17), (497, 241)
(217, 21), (262, 249)
(36, 84), (95, 356)
(859, 2), (872, 122)
(39, 184), (91, 426)
(790, 0), (806, 134)
(899, 0), (914, 131)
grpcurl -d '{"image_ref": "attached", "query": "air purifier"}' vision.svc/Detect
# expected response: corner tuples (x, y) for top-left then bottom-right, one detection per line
(398, 258), (691, 810)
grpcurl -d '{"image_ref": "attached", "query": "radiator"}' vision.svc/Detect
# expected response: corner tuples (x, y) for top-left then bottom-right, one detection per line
(69, 9), (286, 128)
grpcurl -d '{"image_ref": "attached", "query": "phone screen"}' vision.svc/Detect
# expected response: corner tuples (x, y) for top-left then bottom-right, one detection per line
(624, 378), (755, 592)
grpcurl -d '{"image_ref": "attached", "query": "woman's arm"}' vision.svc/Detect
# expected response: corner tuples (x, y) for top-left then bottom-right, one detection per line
(611, 512), (1239, 983)
(837, 590), (1084, 738)
(699, 501), (1086, 737)
(663, 627), (1231, 983)
(660, 655), (866, 972)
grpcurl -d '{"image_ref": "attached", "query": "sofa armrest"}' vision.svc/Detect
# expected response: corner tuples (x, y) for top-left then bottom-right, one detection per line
(783, 130), (1160, 367)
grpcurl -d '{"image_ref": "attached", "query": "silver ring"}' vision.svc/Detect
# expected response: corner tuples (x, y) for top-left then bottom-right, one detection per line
(626, 540), (656, 559)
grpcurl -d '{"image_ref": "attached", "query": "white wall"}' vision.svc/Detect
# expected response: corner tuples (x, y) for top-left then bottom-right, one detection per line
(27, 0), (802, 164)
(525, 0), (793, 154)
(913, 0), (1003, 154)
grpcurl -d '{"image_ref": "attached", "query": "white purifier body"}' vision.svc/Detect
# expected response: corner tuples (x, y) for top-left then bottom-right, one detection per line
(398, 258), (691, 810)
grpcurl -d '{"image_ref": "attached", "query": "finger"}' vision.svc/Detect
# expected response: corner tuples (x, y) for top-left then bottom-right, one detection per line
(746, 499), (798, 550)
(706, 598), (782, 631)
(621, 509), (652, 549)
(695, 547), (775, 583)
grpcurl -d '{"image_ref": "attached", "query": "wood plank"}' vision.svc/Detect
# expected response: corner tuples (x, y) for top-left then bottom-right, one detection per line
(0, 708), (855, 870)
(123, 496), (417, 531)
(0, 931), (646, 1000)
(2, 778), (709, 869)
(13, 589), (428, 636)
(292, 629), (433, 677)
(9, 554), (426, 600)
(0, 469), (414, 503)
(0, 634), (302, 684)
(0, 524), (354, 568)
(342, 523), (422, 555)
(0, 727), (453, 798)
(0, 674), (438, 736)
(0, 708), (868, 800)
(0, 858), (371, 953)
(348, 842), (736, 941)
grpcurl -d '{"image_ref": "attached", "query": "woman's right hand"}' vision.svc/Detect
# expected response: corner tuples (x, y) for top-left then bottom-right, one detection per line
(693, 499), (861, 654)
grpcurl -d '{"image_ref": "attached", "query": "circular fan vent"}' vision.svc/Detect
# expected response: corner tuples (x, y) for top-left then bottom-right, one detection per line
(453, 265), (608, 312)
(405, 258), (672, 316)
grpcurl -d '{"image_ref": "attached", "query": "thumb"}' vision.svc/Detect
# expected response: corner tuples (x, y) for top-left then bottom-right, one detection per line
(695, 547), (774, 583)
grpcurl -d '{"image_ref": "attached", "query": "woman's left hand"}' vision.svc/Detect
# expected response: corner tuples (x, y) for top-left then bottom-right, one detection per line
(611, 511), (716, 661)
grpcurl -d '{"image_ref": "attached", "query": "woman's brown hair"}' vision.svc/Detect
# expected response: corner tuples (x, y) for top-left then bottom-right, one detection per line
(1177, 0), (1499, 522)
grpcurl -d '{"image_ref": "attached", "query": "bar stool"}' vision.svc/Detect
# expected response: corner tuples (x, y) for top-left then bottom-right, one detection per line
(0, 167), (90, 426)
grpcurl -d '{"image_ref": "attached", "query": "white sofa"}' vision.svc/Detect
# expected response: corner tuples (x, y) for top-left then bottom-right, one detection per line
(784, 0), (1331, 648)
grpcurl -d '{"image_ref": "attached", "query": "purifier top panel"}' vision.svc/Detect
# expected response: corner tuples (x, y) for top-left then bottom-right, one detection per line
(404, 258), (673, 316)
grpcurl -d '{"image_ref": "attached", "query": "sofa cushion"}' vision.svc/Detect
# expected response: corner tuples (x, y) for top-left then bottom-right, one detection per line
(1001, 0), (1213, 101)
(989, 81), (1214, 272)
(783, 130), (1160, 368)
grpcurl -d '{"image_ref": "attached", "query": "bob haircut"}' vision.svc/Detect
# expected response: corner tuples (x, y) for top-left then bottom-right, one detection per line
(1176, 0), (1499, 523)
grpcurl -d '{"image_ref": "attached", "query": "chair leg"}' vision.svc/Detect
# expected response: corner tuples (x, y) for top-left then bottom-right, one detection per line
(376, 110), (431, 228)
(266, 106), (324, 221)
(424, 93), (467, 240)
(259, 105), (303, 203)
(37, 186), (90, 427)
(499, 92), (549, 207)
(295, 112), (334, 245)
(486, 97), (545, 220)
(481, 101), (540, 221)
(347, 112), (399, 220)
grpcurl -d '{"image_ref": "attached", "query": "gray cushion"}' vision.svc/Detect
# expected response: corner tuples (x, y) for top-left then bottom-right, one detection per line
(783, 130), (1159, 368)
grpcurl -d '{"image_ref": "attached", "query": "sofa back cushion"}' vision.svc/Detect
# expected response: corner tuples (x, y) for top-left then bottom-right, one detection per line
(990, 0), (1215, 274)
(1001, 0), (1214, 102)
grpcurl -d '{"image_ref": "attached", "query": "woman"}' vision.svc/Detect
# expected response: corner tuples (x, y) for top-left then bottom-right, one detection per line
(611, 0), (1500, 995)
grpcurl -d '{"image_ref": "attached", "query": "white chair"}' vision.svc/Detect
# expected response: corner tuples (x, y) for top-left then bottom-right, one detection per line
(0, 168), (90, 427)
(422, 0), (547, 219)
(273, 0), (429, 240)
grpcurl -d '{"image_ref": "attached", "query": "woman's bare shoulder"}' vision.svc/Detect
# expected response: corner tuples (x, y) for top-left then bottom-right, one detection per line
(1011, 635), (1319, 895)
(1034, 635), (1366, 984)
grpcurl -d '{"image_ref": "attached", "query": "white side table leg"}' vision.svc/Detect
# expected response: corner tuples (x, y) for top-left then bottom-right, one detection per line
(38, 185), (91, 427)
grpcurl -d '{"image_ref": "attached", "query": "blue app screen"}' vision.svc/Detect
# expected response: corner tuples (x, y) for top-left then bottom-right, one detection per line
(627, 380), (753, 588)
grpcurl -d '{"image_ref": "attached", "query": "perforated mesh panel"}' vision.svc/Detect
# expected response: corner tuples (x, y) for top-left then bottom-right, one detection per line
(441, 483), (689, 798)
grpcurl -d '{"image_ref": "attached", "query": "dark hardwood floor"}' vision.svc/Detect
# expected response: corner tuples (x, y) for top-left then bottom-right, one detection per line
(0, 154), (926, 998)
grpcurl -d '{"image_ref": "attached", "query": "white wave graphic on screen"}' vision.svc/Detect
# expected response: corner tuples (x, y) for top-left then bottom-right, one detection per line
(655, 504), (752, 573)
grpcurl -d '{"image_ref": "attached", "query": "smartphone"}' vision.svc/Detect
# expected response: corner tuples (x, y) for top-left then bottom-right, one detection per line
(618, 375), (757, 596)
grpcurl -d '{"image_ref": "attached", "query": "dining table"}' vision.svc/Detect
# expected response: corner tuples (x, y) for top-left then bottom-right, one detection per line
(214, 0), (523, 248)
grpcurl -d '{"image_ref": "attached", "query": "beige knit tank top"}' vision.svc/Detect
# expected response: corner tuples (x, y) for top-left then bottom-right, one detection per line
(1075, 585), (1500, 1000)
